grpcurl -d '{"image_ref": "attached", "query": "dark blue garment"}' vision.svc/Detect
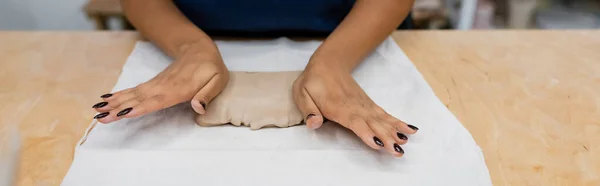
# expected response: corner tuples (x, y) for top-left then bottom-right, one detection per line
(173, 0), (411, 37)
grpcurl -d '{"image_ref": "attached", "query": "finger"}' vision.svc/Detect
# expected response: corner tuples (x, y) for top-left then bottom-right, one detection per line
(121, 95), (168, 118)
(341, 117), (382, 150)
(95, 98), (140, 124)
(378, 117), (408, 145)
(94, 88), (136, 112)
(385, 114), (418, 135)
(100, 93), (114, 99)
(293, 85), (323, 129)
(393, 130), (409, 145)
(191, 73), (228, 114)
(368, 119), (404, 156)
(388, 120), (408, 145)
(101, 88), (130, 101)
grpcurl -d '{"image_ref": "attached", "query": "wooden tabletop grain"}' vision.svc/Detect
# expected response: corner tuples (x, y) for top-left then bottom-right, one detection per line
(0, 31), (598, 186)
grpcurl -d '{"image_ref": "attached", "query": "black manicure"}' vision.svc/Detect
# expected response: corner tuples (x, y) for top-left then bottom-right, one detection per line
(92, 102), (108, 108)
(397, 133), (408, 140)
(93, 112), (109, 119)
(408, 124), (419, 131)
(393, 143), (404, 153)
(100, 93), (113, 98)
(373, 137), (384, 147)
(116, 107), (133, 117)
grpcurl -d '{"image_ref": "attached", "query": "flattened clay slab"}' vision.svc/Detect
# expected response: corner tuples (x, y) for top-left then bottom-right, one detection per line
(195, 71), (304, 130)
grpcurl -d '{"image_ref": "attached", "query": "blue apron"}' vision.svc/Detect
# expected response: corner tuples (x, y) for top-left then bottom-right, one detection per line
(174, 0), (411, 37)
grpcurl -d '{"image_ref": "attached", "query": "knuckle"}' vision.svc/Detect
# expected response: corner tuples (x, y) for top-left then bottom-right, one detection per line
(152, 94), (167, 107)
(132, 90), (147, 102)
(382, 113), (400, 125)
(320, 103), (338, 117)
(292, 83), (303, 96)
(151, 95), (169, 110)
(383, 118), (402, 131)
(391, 118), (406, 127)
(367, 118), (382, 127)
(194, 94), (209, 102)
(390, 124), (401, 133)
(153, 94), (166, 102)
(343, 113), (362, 129)
(347, 112), (362, 123)
(391, 124), (401, 132)
(373, 107), (388, 116)
(216, 71), (229, 82)
(136, 82), (152, 92)
(292, 77), (303, 87)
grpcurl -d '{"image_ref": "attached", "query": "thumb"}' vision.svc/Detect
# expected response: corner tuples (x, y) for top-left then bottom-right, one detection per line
(191, 73), (228, 114)
(293, 85), (323, 129)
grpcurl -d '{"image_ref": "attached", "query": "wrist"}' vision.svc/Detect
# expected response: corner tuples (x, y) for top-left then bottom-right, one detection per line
(177, 40), (222, 63)
(176, 39), (220, 59)
(306, 55), (355, 75)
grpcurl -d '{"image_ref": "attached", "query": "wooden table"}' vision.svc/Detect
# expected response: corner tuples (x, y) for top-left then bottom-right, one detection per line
(1, 31), (598, 186)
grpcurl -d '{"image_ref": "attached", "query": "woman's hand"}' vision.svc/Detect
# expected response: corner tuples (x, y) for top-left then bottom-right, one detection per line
(92, 48), (229, 123)
(293, 62), (418, 157)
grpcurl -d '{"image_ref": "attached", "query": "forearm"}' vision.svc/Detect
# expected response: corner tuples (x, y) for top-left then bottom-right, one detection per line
(308, 0), (413, 73)
(121, 0), (218, 59)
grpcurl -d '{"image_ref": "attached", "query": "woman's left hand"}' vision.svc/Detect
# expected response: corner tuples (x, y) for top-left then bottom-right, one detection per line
(293, 61), (418, 157)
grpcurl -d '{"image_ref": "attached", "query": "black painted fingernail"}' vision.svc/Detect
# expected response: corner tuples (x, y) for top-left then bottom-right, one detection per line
(373, 137), (384, 147)
(116, 107), (133, 117)
(393, 143), (404, 153)
(92, 102), (108, 108)
(397, 133), (408, 140)
(100, 94), (113, 98)
(93, 112), (109, 119)
(408, 124), (419, 131)
(200, 101), (206, 108)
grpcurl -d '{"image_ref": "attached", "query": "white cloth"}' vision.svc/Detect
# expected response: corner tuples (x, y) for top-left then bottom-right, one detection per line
(62, 37), (492, 186)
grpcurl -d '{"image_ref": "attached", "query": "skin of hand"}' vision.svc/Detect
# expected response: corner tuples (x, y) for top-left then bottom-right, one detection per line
(92, 0), (229, 122)
(93, 49), (229, 123)
(293, 0), (417, 157)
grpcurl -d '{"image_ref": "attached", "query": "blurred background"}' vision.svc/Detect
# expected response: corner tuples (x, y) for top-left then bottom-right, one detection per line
(0, 0), (599, 31)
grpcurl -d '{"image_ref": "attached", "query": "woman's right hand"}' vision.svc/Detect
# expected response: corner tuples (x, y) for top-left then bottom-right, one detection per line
(92, 49), (229, 123)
